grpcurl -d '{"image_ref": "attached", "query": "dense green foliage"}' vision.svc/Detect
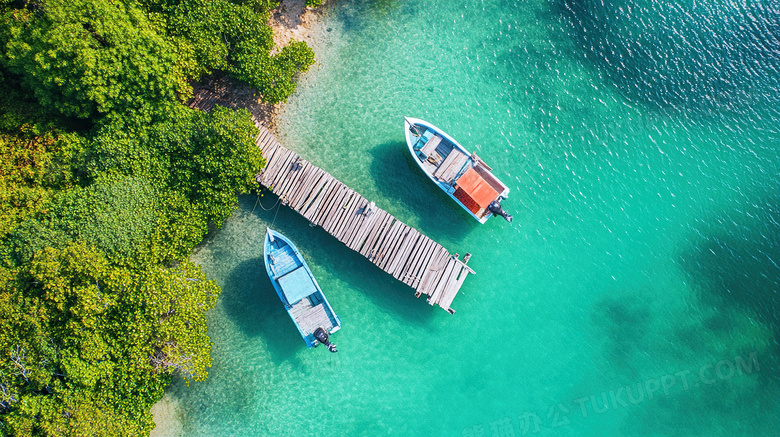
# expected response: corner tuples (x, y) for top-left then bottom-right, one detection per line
(0, 243), (219, 435)
(0, 130), (76, 238)
(143, 0), (315, 104)
(0, 0), (316, 434)
(10, 176), (206, 267)
(1, 0), (187, 120)
(86, 106), (264, 226)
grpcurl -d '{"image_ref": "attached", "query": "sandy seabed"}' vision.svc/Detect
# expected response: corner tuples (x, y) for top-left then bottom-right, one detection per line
(149, 393), (185, 437)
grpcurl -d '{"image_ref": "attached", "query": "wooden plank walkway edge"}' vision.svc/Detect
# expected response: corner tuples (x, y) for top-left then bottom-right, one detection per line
(251, 119), (474, 314)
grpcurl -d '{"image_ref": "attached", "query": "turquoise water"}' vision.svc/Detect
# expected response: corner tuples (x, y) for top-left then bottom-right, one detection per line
(160, 1), (780, 435)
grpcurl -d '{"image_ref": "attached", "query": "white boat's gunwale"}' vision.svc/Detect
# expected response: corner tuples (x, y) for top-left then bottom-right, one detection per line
(263, 228), (341, 348)
(404, 117), (508, 224)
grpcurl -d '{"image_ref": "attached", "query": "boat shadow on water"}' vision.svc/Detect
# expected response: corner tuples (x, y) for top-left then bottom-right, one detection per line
(368, 141), (475, 242)
(220, 257), (304, 365)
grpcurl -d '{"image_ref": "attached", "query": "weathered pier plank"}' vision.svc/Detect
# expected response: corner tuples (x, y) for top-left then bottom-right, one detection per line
(252, 123), (473, 314)
(360, 211), (391, 257)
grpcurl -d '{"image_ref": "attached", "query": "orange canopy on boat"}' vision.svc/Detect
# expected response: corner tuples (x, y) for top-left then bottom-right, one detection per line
(454, 167), (498, 214)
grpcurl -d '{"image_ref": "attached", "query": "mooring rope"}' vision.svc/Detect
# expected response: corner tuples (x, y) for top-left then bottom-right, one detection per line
(251, 190), (286, 229)
(252, 191), (281, 213)
(271, 199), (281, 227)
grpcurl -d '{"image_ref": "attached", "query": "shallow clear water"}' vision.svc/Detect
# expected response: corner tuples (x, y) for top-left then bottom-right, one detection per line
(159, 0), (780, 435)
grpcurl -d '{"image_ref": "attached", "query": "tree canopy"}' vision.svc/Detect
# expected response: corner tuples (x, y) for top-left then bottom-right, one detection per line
(1, 0), (315, 117)
(1, 0), (186, 120)
(0, 243), (219, 435)
(0, 0), (316, 434)
(85, 105), (264, 226)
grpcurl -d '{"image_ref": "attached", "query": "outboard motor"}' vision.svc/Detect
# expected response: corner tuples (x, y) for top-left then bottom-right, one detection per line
(488, 200), (513, 223)
(314, 327), (338, 353)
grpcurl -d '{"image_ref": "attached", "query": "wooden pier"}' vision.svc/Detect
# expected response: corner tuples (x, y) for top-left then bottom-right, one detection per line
(186, 86), (473, 314)
(253, 124), (474, 314)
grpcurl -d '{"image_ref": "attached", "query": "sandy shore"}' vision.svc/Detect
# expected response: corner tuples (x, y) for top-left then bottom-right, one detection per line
(270, 0), (323, 54)
(153, 3), (325, 435)
(149, 393), (184, 437)
(187, 0), (325, 132)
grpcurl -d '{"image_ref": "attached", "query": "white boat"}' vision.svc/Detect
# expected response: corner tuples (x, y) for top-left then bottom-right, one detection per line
(264, 228), (341, 352)
(404, 117), (512, 224)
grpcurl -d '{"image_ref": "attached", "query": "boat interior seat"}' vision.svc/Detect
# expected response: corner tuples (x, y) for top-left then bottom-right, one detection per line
(278, 266), (317, 305)
(420, 134), (443, 158)
(433, 149), (469, 182)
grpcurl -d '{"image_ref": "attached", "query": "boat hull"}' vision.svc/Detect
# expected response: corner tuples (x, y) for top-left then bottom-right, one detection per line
(404, 117), (510, 224)
(263, 228), (341, 348)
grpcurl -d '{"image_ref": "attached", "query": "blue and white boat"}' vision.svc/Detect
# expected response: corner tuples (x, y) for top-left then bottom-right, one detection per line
(263, 228), (341, 352)
(404, 117), (512, 224)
